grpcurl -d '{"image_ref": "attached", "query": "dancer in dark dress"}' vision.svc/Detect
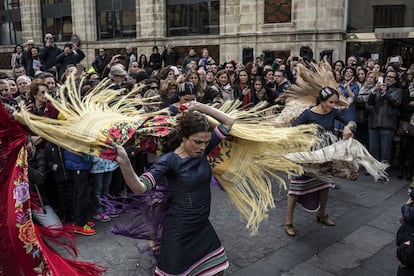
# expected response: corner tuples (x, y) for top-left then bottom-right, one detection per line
(284, 87), (356, 237)
(115, 101), (234, 275)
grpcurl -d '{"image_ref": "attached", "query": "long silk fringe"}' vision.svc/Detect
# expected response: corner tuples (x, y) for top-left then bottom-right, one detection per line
(13, 75), (321, 234)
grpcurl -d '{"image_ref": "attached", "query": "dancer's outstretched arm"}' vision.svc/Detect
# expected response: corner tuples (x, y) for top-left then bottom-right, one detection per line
(115, 145), (147, 194)
(187, 101), (235, 131)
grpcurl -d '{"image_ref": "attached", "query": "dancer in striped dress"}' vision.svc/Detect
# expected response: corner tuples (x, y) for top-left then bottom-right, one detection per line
(284, 87), (356, 237)
(115, 101), (233, 275)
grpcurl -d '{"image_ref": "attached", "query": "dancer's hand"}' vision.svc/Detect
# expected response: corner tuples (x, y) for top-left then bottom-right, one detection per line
(115, 144), (129, 165)
(187, 100), (202, 112)
(342, 125), (353, 139)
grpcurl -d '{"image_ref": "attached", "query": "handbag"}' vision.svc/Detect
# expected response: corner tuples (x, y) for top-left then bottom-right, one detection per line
(397, 121), (414, 136)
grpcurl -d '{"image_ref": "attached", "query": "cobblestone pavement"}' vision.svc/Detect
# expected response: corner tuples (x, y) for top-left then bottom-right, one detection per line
(76, 171), (409, 275)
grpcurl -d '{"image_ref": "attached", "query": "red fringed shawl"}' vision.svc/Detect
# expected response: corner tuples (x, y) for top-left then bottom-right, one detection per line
(0, 105), (107, 275)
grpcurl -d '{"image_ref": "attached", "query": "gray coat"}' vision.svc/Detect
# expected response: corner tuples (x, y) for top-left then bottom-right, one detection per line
(367, 83), (402, 130)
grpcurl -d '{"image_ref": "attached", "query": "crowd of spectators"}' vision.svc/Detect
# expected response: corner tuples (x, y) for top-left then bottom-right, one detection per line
(1, 33), (414, 238)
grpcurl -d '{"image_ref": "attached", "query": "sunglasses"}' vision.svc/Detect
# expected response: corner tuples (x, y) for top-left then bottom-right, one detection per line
(45, 37), (53, 40)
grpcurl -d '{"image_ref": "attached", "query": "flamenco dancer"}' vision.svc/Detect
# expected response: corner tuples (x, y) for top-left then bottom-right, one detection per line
(284, 87), (355, 236)
(115, 101), (233, 275)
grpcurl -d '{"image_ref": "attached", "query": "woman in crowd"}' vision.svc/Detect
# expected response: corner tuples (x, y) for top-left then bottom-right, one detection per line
(372, 63), (382, 75)
(211, 69), (234, 102)
(26, 80), (61, 228)
(333, 60), (345, 74)
(333, 69), (342, 84)
(159, 66), (177, 81)
(149, 46), (162, 72)
(251, 76), (268, 105)
(0, 79), (18, 113)
(11, 44), (23, 75)
(233, 69), (253, 108)
(26, 80), (59, 120)
(356, 68), (367, 87)
(7, 78), (19, 99)
(159, 79), (178, 108)
(138, 54), (149, 70)
(90, 156), (119, 222)
(115, 100), (234, 275)
(398, 69), (414, 181)
(184, 69), (204, 101)
(336, 66), (359, 136)
(355, 70), (376, 148)
(27, 47), (43, 78)
(167, 82), (197, 115)
(284, 87), (356, 237)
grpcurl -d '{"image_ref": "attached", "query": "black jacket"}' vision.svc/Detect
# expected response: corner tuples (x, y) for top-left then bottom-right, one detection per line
(92, 54), (112, 76)
(45, 142), (70, 182)
(367, 83), (403, 130)
(39, 44), (62, 71)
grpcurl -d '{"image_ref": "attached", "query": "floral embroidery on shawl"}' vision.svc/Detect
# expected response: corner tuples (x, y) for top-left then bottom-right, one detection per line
(14, 147), (50, 274)
(207, 139), (233, 168)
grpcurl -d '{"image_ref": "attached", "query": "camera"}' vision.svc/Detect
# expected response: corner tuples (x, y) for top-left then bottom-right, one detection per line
(118, 55), (126, 60)
(292, 56), (299, 61)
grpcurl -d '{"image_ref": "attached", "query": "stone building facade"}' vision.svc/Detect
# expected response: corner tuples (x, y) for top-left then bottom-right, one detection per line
(0, 0), (347, 69)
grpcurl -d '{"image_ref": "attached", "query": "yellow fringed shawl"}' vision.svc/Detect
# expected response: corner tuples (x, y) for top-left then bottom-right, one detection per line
(14, 76), (320, 235)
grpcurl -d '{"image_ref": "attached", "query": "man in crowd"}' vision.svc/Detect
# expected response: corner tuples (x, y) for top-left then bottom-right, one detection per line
(92, 48), (112, 78)
(21, 39), (35, 73)
(182, 48), (199, 74)
(39, 33), (62, 72)
(125, 46), (137, 69)
(56, 42), (85, 78)
(367, 70), (403, 167)
(162, 44), (179, 67)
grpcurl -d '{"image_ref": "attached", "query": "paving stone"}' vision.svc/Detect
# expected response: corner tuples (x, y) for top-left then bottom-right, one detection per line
(316, 242), (372, 269)
(341, 225), (395, 254)
(74, 171), (407, 275)
(281, 261), (337, 276)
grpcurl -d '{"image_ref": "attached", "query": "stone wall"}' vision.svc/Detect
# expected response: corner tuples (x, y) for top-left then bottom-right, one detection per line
(0, 0), (348, 71)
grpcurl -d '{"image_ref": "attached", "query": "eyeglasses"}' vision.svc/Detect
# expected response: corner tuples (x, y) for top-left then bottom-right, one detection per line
(27, 43), (33, 46)
(45, 37), (53, 40)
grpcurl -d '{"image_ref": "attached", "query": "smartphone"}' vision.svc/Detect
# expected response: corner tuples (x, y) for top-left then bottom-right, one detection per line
(378, 76), (384, 84)
(390, 56), (399, 63)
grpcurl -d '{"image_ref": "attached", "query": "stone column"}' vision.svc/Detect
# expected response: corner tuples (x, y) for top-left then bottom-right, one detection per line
(20, 0), (42, 44)
(137, 0), (166, 39)
(71, 0), (97, 67)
